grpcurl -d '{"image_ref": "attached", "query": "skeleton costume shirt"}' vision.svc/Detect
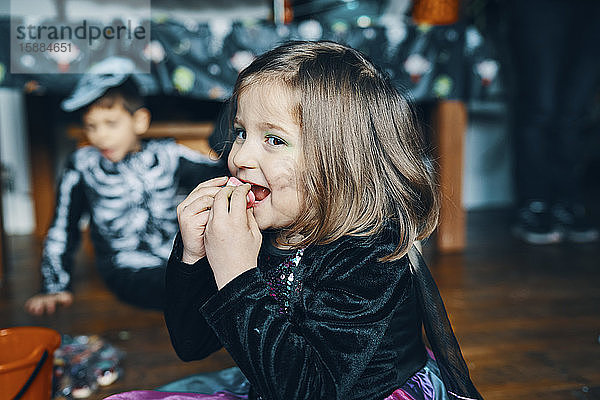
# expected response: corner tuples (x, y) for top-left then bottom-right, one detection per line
(40, 138), (227, 308)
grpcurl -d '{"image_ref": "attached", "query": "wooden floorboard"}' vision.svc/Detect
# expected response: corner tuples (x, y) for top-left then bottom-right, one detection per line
(1, 208), (599, 399)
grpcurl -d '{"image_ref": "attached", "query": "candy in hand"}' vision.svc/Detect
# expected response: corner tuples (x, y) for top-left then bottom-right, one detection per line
(226, 176), (256, 208)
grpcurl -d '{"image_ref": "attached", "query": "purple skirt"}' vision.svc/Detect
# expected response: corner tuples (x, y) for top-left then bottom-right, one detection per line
(103, 391), (247, 400)
(104, 358), (447, 400)
(384, 358), (449, 400)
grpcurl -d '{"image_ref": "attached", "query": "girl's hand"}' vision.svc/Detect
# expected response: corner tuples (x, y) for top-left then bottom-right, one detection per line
(205, 183), (262, 290)
(177, 176), (229, 264)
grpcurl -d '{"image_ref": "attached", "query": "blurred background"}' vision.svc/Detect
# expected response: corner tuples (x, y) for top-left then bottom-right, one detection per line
(0, 1), (599, 399)
(0, 0), (516, 240)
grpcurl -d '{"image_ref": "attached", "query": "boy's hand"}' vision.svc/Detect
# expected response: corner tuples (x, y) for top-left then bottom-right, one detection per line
(205, 183), (262, 290)
(25, 291), (74, 316)
(177, 176), (229, 264)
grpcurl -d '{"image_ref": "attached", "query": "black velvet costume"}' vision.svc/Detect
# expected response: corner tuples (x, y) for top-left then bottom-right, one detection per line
(165, 224), (482, 399)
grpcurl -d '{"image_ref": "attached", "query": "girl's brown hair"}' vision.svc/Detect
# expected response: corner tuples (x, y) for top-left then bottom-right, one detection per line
(231, 40), (439, 261)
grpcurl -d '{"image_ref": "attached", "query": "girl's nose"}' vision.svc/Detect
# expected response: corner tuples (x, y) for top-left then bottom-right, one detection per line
(231, 139), (259, 169)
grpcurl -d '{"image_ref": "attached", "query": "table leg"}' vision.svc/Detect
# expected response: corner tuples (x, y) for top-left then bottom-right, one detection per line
(30, 144), (55, 239)
(27, 98), (57, 240)
(0, 188), (4, 283)
(433, 100), (467, 253)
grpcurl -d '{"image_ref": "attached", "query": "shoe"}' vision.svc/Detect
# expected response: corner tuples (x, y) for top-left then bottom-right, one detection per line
(512, 201), (562, 245)
(552, 203), (599, 243)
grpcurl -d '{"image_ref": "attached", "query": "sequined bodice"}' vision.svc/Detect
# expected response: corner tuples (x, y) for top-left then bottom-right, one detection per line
(262, 249), (304, 315)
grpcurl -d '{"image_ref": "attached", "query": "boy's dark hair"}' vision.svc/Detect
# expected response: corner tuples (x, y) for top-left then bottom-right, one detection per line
(84, 78), (144, 115)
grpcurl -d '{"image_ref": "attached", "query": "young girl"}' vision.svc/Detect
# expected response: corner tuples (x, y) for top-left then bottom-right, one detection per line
(108, 41), (482, 400)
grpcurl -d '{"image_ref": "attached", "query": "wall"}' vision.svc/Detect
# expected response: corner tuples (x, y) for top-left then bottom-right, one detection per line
(0, 88), (35, 234)
(463, 99), (514, 209)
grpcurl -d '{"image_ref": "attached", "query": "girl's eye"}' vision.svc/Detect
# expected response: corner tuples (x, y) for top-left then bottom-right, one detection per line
(266, 135), (286, 146)
(234, 128), (246, 140)
(106, 120), (118, 127)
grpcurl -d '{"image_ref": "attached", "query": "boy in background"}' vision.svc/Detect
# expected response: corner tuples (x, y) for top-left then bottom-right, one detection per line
(25, 65), (227, 315)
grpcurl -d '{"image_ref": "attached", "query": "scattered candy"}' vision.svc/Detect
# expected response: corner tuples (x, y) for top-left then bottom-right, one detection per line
(53, 334), (124, 399)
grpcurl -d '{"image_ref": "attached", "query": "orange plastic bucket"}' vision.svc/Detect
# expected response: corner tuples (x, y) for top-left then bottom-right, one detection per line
(0, 326), (61, 400)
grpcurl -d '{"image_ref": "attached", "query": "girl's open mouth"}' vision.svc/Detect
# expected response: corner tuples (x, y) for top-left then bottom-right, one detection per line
(250, 184), (270, 202)
(228, 177), (271, 207)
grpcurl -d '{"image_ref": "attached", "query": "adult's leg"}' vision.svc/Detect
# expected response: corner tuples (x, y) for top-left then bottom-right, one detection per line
(507, 0), (572, 204)
(548, 0), (600, 242)
(506, 0), (576, 243)
(552, 0), (600, 203)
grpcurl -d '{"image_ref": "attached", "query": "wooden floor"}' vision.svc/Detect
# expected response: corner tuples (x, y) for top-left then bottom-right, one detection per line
(1, 208), (599, 399)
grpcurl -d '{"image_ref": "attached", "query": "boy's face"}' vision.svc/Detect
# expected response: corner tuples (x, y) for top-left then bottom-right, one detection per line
(228, 84), (302, 231)
(82, 101), (147, 163)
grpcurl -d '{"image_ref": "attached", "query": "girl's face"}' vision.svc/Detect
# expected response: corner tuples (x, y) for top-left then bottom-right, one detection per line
(228, 84), (302, 231)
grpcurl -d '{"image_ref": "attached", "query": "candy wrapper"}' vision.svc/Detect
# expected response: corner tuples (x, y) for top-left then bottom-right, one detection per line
(226, 176), (256, 208)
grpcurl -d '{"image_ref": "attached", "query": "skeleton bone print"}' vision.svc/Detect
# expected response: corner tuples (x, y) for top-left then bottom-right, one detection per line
(41, 139), (225, 293)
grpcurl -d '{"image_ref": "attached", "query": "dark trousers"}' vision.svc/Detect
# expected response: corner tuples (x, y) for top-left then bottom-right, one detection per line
(100, 263), (166, 310)
(507, 0), (600, 205)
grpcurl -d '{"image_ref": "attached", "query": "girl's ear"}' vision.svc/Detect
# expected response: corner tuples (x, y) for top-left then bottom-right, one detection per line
(132, 107), (151, 135)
